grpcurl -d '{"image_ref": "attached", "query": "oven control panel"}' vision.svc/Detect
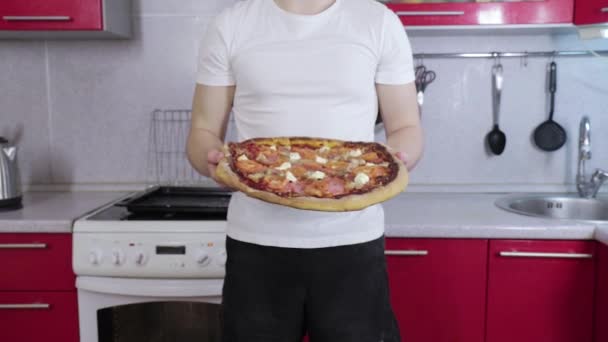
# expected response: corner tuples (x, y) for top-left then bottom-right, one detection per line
(73, 233), (226, 278)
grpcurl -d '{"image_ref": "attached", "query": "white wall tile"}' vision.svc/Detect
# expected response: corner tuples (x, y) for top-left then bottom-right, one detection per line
(0, 41), (51, 184)
(2, 0), (608, 190)
(47, 17), (200, 184)
(401, 33), (608, 187)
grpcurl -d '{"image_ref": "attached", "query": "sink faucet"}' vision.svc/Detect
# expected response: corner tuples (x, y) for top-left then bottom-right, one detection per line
(577, 116), (608, 198)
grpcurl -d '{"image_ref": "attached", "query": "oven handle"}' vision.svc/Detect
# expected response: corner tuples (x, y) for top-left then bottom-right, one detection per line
(76, 276), (224, 297)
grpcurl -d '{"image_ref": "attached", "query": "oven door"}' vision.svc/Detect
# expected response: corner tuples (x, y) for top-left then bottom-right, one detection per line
(76, 276), (223, 342)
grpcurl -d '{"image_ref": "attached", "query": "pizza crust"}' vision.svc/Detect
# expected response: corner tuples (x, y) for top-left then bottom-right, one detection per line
(215, 143), (409, 212)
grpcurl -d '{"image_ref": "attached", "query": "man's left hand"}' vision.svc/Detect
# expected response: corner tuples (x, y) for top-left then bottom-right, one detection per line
(395, 151), (408, 167)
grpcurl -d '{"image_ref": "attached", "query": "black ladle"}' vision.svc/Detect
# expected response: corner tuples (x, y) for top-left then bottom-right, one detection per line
(487, 63), (506, 155)
(533, 61), (566, 151)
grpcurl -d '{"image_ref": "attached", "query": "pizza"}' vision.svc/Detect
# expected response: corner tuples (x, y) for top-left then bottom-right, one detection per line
(215, 137), (408, 211)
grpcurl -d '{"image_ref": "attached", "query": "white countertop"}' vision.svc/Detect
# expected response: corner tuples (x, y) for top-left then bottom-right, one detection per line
(0, 192), (125, 233)
(0, 191), (607, 245)
(595, 225), (608, 245)
(383, 193), (603, 242)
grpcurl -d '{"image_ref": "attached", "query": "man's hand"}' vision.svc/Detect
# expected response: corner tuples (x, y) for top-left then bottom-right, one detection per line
(207, 149), (226, 186)
(395, 151), (409, 168)
(207, 149), (236, 190)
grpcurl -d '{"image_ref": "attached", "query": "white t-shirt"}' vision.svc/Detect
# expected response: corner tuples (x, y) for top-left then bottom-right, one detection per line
(197, 0), (414, 248)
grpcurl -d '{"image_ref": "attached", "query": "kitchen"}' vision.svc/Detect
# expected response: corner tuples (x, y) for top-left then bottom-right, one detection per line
(1, 0), (608, 341)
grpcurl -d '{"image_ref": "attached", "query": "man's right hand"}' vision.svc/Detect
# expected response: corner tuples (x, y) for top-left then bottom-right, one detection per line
(207, 149), (230, 188)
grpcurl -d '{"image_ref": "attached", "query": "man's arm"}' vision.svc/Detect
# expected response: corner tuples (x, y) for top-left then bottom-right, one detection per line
(187, 84), (236, 181)
(377, 82), (423, 170)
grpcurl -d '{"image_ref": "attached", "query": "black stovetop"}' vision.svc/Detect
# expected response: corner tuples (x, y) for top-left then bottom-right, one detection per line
(87, 186), (231, 221)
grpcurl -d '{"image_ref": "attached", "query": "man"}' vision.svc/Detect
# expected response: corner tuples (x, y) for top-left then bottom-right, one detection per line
(187, 0), (423, 341)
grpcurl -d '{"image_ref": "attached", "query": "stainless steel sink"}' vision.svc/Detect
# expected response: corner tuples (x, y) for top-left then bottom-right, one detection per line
(496, 195), (608, 222)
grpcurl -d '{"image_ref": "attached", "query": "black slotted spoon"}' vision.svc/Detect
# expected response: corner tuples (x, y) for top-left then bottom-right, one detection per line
(533, 61), (567, 151)
(486, 63), (506, 155)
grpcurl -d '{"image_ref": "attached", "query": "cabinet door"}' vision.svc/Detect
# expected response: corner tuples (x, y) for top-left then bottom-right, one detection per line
(385, 238), (488, 342)
(574, 0), (608, 25)
(486, 240), (595, 342)
(0, 233), (75, 291)
(383, 0), (574, 26)
(0, 0), (102, 30)
(595, 242), (608, 342)
(0, 291), (78, 342)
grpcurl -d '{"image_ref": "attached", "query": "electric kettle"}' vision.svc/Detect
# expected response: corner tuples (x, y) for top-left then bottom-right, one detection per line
(0, 137), (22, 209)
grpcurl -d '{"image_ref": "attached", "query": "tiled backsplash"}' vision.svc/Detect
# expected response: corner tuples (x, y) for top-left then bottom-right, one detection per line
(1, 0), (607, 192)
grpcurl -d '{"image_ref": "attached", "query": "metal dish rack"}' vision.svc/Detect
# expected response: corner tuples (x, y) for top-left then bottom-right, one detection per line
(148, 109), (212, 186)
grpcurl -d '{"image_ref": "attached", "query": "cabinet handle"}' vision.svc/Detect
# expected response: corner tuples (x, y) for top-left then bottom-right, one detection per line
(601, 7), (608, 13)
(395, 11), (465, 17)
(2, 16), (71, 21)
(0, 243), (47, 249)
(0, 303), (51, 310)
(385, 250), (429, 256)
(499, 251), (593, 259)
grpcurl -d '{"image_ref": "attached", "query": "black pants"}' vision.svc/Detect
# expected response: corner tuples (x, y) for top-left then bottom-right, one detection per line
(221, 236), (401, 342)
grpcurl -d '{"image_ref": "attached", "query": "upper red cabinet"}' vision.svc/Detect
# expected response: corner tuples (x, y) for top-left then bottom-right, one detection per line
(0, 0), (103, 31)
(381, 0), (575, 26)
(575, 0), (608, 25)
(0, 0), (131, 39)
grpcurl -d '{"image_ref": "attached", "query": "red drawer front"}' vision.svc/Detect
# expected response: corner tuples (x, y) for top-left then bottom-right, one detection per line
(0, 0), (102, 30)
(575, 0), (608, 25)
(0, 233), (75, 291)
(0, 291), (78, 342)
(386, 0), (574, 26)
(486, 240), (595, 342)
(385, 238), (488, 342)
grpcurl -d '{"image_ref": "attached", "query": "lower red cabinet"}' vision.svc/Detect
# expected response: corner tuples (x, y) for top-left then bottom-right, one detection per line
(0, 291), (78, 342)
(486, 240), (595, 342)
(595, 242), (608, 342)
(0, 233), (79, 341)
(0, 233), (75, 291)
(385, 238), (488, 342)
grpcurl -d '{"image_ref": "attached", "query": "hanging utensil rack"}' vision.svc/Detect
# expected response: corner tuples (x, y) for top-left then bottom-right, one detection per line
(413, 49), (608, 59)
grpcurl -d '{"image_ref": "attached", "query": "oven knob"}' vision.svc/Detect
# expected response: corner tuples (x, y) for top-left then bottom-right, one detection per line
(217, 250), (227, 266)
(88, 250), (103, 265)
(112, 250), (125, 266)
(134, 251), (148, 266)
(195, 251), (211, 267)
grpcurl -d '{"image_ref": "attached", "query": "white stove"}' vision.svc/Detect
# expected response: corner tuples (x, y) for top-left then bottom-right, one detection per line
(72, 186), (229, 342)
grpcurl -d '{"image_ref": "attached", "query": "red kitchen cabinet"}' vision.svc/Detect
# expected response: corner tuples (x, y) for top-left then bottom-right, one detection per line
(595, 242), (608, 342)
(0, 0), (102, 31)
(385, 238), (488, 342)
(0, 233), (75, 291)
(574, 0), (608, 25)
(0, 291), (78, 342)
(0, 233), (79, 341)
(486, 240), (595, 342)
(382, 0), (574, 26)
(0, 0), (131, 39)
